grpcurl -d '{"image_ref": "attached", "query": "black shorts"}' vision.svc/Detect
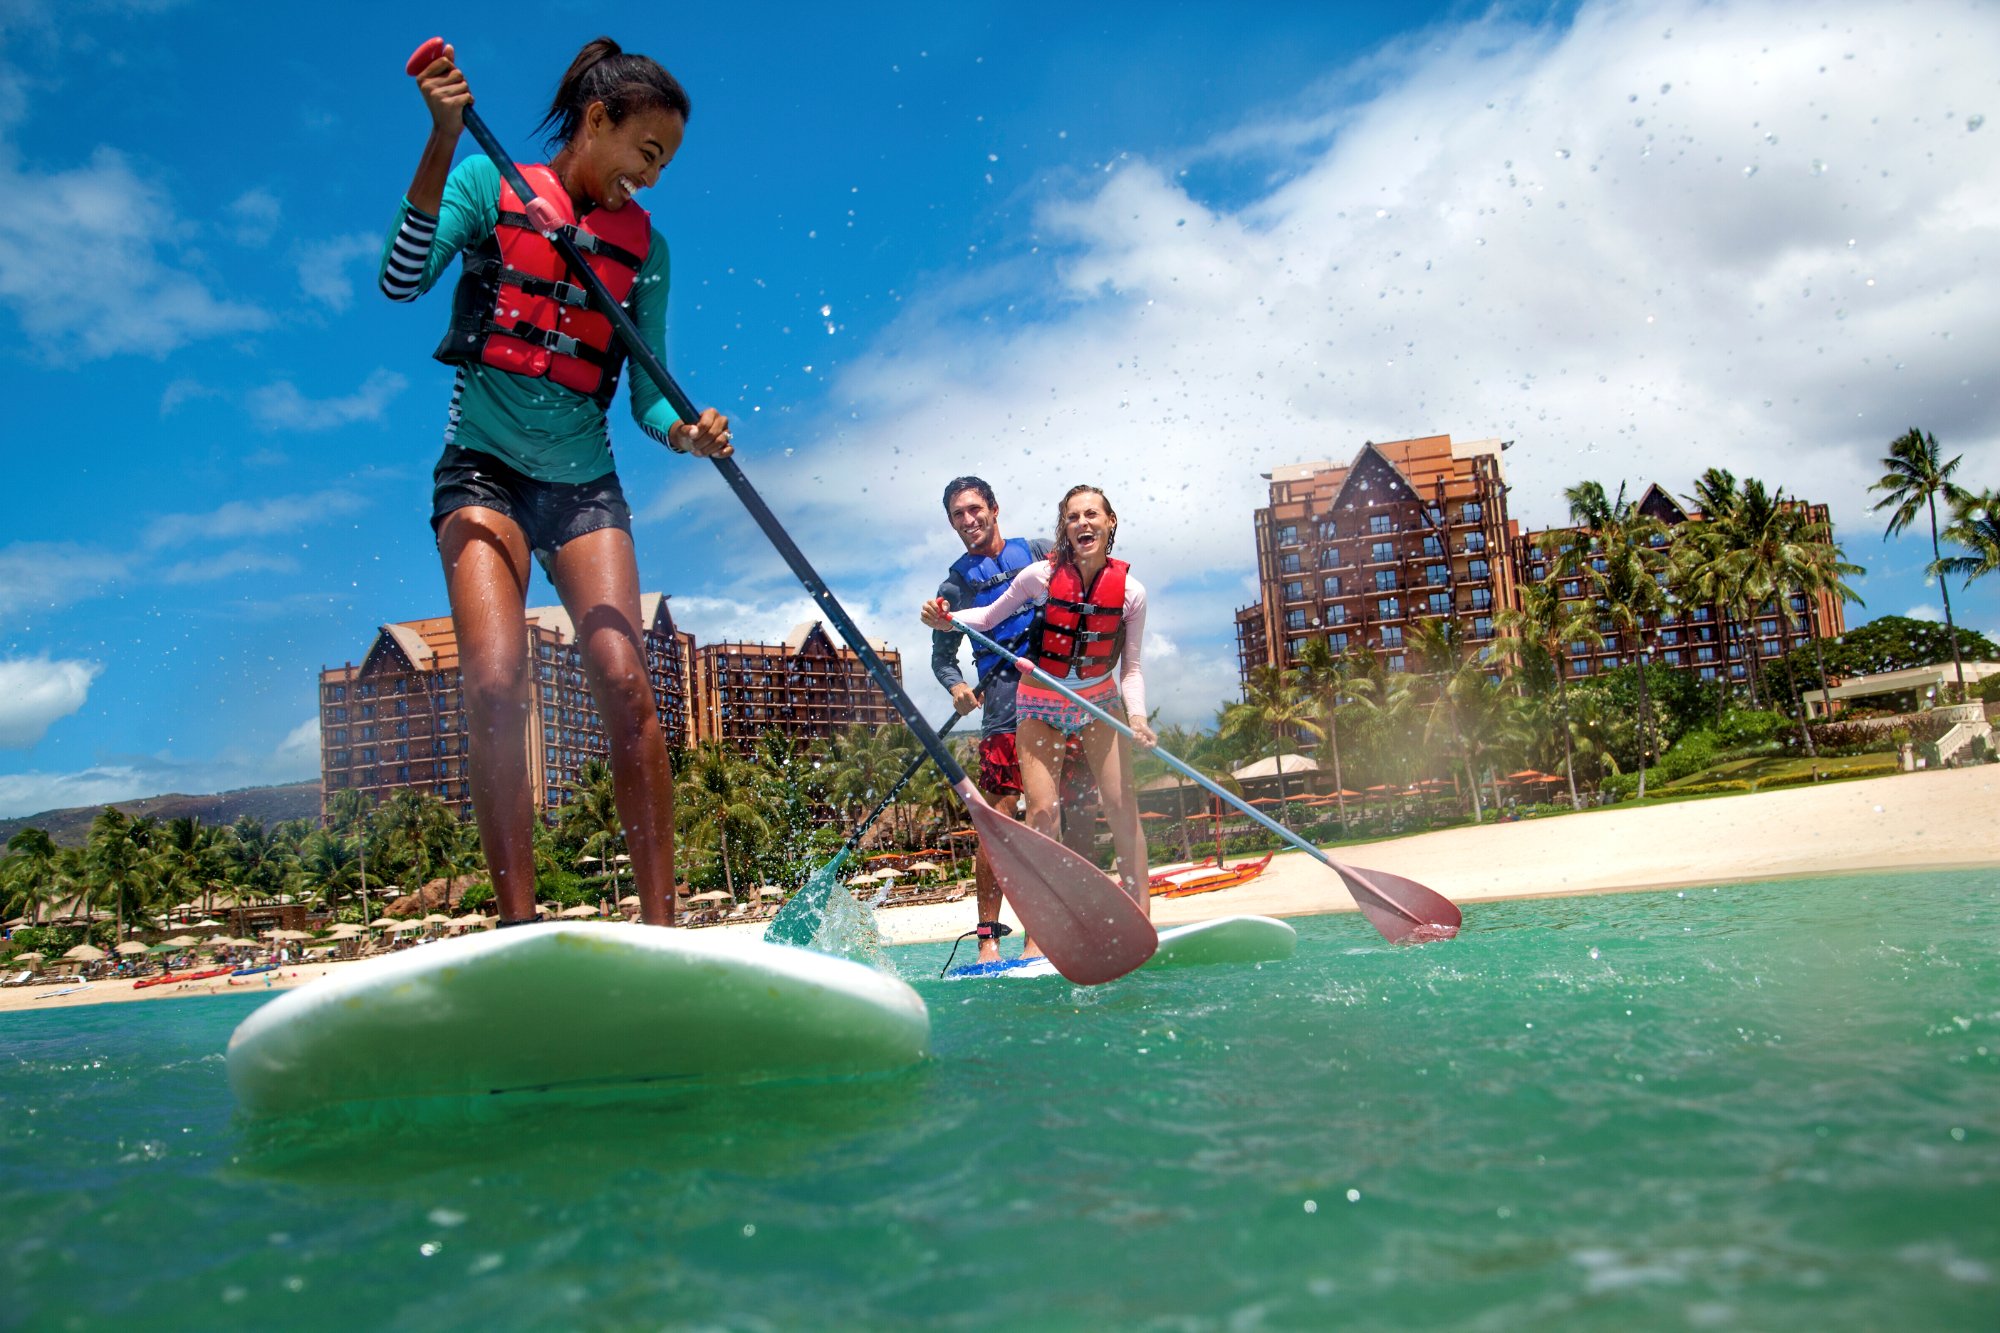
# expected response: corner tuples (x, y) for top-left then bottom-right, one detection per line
(430, 445), (633, 577)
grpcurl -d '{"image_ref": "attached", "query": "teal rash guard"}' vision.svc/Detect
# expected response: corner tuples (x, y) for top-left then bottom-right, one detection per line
(378, 155), (680, 484)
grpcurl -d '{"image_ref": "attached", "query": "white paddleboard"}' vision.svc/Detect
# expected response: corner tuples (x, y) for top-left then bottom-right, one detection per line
(951, 914), (1297, 980)
(227, 923), (929, 1117)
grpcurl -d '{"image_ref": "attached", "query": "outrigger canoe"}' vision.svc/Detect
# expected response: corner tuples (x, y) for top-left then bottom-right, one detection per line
(134, 966), (235, 990)
(1147, 853), (1273, 899)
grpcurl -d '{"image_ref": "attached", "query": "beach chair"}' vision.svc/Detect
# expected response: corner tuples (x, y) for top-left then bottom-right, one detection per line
(2, 969), (29, 987)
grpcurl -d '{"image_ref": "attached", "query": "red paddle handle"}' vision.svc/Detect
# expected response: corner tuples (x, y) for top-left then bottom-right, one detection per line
(401, 37), (562, 232)
(406, 36), (446, 76)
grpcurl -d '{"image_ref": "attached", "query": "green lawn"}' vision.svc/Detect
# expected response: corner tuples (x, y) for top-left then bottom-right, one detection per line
(1660, 751), (1898, 790)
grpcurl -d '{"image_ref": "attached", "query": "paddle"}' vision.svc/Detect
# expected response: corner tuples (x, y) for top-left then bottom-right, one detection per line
(950, 620), (1462, 943)
(764, 707), (968, 948)
(404, 39), (1155, 984)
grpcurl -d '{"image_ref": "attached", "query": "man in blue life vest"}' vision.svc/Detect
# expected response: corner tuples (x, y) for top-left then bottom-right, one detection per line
(932, 476), (1099, 964)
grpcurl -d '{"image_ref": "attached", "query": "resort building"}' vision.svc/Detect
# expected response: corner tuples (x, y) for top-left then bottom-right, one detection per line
(318, 594), (697, 820)
(1232, 443), (1849, 694)
(1515, 487), (1848, 686)
(692, 621), (904, 751)
(1234, 435), (1520, 678)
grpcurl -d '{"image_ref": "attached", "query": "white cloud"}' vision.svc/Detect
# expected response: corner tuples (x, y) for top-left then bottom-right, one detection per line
(0, 657), (100, 748)
(714, 0), (2000, 723)
(143, 489), (367, 549)
(246, 368), (408, 432)
(158, 376), (223, 416)
(0, 146), (270, 360)
(156, 550), (299, 585)
(275, 717), (319, 770)
(0, 543), (129, 616)
(228, 188), (282, 247)
(1905, 602), (1944, 623)
(296, 232), (384, 311)
(0, 719), (322, 819)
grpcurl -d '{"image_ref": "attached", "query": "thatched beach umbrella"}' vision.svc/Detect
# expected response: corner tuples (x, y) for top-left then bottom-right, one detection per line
(758, 887), (787, 899)
(14, 950), (43, 963)
(162, 934), (201, 948)
(63, 944), (106, 962)
(114, 941), (149, 956)
(559, 903), (600, 918)
(689, 890), (732, 903)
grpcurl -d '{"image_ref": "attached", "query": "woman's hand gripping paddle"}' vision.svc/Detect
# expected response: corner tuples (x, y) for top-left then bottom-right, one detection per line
(952, 620), (1461, 944)
(406, 39), (1155, 984)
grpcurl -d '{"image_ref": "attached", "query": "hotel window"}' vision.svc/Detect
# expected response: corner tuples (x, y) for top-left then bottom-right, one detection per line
(1326, 632), (1349, 651)
(1693, 607), (1713, 622)
(1569, 639), (1592, 654)
(1561, 580), (1581, 597)
(1473, 616), (1494, 639)
(1470, 589), (1493, 611)
(1317, 520), (1339, 540)
(1422, 535), (1443, 557)
(1571, 657), (1592, 675)
(1322, 575), (1342, 597)
(1377, 597), (1401, 619)
(1369, 515), (1394, 535)
(1276, 524), (1298, 546)
(1665, 650), (1683, 665)
(1284, 580), (1305, 601)
(1427, 592), (1451, 615)
(1285, 610), (1307, 631)
(1426, 563), (1450, 586)
(1731, 664), (1747, 678)
(1381, 626), (1404, 648)
(1370, 541), (1395, 563)
(1279, 553), (1302, 574)
(1320, 547), (1343, 569)
(1461, 502), (1483, 522)
(1468, 559), (1490, 579)
(1660, 629), (1681, 646)
(1591, 557), (1608, 573)
(1387, 654), (1406, 671)
(1699, 666), (1718, 680)
(1326, 604), (1348, 625)
(1374, 569), (1398, 591)
(1464, 532), (1486, 553)
(1425, 506), (1443, 526)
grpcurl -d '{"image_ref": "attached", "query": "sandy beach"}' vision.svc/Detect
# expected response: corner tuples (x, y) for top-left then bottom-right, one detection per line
(7, 765), (1994, 1014)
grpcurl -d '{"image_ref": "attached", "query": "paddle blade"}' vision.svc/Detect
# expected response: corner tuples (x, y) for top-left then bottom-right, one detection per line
(1334, 861), (1461, 944)
(765, 846), (853, 948)
(965, 791), (1157, 985)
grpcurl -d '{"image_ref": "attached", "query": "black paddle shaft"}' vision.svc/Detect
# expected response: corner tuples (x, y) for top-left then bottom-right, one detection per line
(455, 107), (971, 789)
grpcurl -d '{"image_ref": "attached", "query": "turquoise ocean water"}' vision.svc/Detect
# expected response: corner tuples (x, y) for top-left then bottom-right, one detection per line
(4, 869), (1997, 1330)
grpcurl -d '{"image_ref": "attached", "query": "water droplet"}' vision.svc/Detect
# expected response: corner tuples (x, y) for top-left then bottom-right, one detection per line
(1555, 148), (1571, 159)
(1742, 165), (1758, 178)
(1303, 1199), (1318, 1213)
(1967, 114), (1984, 132)
(1346, 1188), (1361, 1202)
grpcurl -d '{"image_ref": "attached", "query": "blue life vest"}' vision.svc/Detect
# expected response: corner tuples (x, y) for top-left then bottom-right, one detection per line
(948, 537), (1040, 680)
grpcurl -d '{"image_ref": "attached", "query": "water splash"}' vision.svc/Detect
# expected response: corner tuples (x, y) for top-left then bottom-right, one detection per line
(808, 886), (894, 974)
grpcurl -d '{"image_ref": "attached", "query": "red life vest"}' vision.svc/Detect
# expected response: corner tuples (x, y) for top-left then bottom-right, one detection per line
(434, 163), (652, 407)
(1031, 559), (1129, 681)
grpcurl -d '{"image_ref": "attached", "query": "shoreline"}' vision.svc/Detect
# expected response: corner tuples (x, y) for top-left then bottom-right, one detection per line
(5, 766), (1993, 1014)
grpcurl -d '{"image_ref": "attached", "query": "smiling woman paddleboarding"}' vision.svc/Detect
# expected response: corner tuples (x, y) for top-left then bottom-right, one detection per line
(923, 485), (1156, 917)
(381, 38), (730, 927)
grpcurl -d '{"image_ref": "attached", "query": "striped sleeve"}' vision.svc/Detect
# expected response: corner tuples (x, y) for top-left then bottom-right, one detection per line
(378, 204), (437, 302)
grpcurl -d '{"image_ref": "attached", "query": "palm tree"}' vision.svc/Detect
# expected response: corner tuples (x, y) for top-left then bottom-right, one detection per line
(86, 808), (156, 943)
(1293, 637), (1362, 829)
(677, 740), (778, 901)
(1560, 481), (1669, 796)
(1936, 488), (2000, 592)
(1496, 580), (1602, 810)
(3, 828), (61, 925)
(227, 815), (296, 905)
(1218, 665), (1315, 828)
(1871, 428), (1972, 697)
(559, 758), (625, 890)
(296, 827), (364, 915)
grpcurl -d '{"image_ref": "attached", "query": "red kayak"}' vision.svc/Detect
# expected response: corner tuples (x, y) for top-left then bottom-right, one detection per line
(134, 966), (236, 990)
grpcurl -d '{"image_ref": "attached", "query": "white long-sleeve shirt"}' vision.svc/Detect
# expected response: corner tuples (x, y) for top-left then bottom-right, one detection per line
(951, 560), (1149, 723)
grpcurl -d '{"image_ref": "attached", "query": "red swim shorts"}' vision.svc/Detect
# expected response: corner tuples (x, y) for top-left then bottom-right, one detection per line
(977, 732), (1101, 807)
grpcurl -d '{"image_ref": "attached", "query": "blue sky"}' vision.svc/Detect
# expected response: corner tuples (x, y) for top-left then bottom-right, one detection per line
(0, 0), (1995, 817)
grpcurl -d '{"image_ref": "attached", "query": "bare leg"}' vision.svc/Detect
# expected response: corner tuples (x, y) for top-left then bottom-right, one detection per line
(551, 528), (676, 927)
(972, 778), (1019, 963)
(436, 508), (536, 922)
(1077, 717), (1151, 916)
(1013, 717), (1067, 958)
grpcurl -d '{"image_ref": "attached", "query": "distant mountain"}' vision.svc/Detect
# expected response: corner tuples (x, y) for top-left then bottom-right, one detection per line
(0, 781), (322, 848)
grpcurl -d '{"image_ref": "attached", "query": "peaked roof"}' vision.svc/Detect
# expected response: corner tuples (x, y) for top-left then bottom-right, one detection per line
(782, 620), (894, 658)
(1635, 483), (1691, 525)
(1329, 443), (1424, 511)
